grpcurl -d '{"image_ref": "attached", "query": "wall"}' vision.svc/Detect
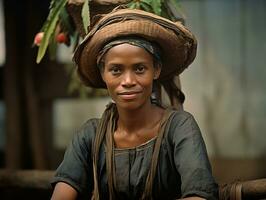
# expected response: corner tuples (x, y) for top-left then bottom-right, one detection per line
(179, 0), (266, 182)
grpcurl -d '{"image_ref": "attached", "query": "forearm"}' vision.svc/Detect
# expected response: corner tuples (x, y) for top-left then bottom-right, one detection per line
(51, 182), (78, 200)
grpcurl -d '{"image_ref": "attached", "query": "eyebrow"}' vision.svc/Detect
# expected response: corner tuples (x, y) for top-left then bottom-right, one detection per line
(107, 61), (149, 66)
(106, 63), (123, 68)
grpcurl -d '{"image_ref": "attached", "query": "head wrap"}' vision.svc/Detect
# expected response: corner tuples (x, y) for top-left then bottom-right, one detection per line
(96, 37), (162, 67)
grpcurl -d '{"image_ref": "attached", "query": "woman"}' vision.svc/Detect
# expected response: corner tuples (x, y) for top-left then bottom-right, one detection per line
(51, 8), (218, 200)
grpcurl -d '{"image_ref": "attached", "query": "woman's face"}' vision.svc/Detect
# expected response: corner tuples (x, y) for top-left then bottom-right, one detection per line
(101, 43), (161, 110)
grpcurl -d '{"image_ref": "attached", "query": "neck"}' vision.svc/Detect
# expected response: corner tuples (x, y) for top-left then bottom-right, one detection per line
(116, 102), (161, 134)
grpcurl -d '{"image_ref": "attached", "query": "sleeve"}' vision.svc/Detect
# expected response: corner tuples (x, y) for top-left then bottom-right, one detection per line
(50, 118), (98, 198)
(170, 111), (218, 200)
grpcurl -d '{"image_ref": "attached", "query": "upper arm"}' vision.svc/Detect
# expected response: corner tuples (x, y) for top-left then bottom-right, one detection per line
(170, 113), (212, 172)
(169, 112), (218, 199)
(50, 119), (97, 197)
(51, 182), (78, 200)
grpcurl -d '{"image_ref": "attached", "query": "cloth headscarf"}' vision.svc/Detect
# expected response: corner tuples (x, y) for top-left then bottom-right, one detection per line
(96, 37), (162, 68)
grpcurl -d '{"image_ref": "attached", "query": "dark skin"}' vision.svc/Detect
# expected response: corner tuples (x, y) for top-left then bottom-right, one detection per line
(114, 108), (163, 148)
(51, 44), (205, 200)
(101, 43), (163, 148)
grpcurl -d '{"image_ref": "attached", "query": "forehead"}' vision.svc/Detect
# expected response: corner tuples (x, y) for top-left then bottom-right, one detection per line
(104, 43), (153, 62)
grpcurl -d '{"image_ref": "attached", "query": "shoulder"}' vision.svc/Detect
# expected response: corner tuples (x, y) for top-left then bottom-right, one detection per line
(61, 118), (101, 161)
(77, 118), (99, 135)
(166, 109), (201, 142)
(169, 109), (198, 130)
(71, 118), (100, 147)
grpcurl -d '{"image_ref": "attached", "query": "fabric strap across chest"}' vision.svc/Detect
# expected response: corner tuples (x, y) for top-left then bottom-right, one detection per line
(104, 107), (176, 200)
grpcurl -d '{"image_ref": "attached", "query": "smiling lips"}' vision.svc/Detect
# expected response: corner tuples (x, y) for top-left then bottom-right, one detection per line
(117, 91), (142, 100)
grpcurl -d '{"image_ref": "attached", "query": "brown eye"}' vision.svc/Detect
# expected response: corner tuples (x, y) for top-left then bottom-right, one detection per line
(135, 65), (145, 74)
(110, 66), (121, 75)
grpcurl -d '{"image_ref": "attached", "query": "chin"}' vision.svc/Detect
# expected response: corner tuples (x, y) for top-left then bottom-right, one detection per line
(116, 99), (150, 111)
(116, 102), (139, 110)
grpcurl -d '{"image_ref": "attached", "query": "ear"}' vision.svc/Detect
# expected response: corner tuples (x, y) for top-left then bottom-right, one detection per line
(98, 61), (106, 82)
(154, 65), (161, 80)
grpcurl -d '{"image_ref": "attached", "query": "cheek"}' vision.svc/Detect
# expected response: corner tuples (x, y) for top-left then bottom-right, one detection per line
(139, 77), (154, 92)
(102, 75), (118, 94)
(105, 84), (117, 101)
(101, 70), (114, 87)
(105, 80), (116, 94)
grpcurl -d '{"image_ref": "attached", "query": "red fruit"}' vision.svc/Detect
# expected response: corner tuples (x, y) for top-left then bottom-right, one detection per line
(56, 33), (67, 43)
(34, 32), (44, 46)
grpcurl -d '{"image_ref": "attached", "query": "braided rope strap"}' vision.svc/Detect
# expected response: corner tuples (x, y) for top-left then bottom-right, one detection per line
(141, 108), (176, 200)
(230, 182), (242, 200)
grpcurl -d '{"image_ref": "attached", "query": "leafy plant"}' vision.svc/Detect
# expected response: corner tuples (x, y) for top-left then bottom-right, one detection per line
(128, 0), (162, 15)
(81, 0), (90, 34)
(34, 0), (183, 63)
(34, 0), (90, 63)
(36, 0), (68, 63)
(127, 0), (183, 21)
(34, 0), (183, 97)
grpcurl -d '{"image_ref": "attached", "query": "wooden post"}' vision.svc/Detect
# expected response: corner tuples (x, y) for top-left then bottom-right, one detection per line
(219, 179), (266, 200)
(0, 170), (54, 200)
(0, 170), (54, 189)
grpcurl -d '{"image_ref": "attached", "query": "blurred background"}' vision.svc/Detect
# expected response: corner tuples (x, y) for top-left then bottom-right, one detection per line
(0, 0), (266, 197)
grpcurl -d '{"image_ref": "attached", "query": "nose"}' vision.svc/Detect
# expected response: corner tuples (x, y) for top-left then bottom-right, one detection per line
(121, 71), (136, 87)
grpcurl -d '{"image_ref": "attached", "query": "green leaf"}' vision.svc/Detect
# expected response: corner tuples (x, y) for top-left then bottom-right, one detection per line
(140, 2), (153, 13)
(49, 0), (56, 10)
(135, 1), (140, 9)
(48, 30), (57, 60)
(82, 0), (90, 34)
(166, 0), (186, 19)
(127, 1), (136, 9)
(161, 3), (172, 20)
(60, 7), (75, 35)
(141, 0), (153, 4)
(151, 0), (162, 15)
(41, 0), (61, 32)
(36, 0), (67, 63)
(71, 31), (80, 51)
(168, 0), (180, 10)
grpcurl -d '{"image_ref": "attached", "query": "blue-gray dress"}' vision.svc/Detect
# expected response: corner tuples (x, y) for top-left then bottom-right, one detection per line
(51, 109), (218, 200)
